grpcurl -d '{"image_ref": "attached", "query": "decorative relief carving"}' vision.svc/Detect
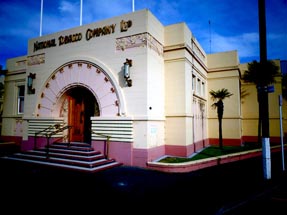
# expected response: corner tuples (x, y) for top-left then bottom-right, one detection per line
(27, 53), (45, 66)
(38, 61), (120, 117)
(16, 60), (27, 67)
(120, 20), (132, 32)
(116, 33), (163, 56)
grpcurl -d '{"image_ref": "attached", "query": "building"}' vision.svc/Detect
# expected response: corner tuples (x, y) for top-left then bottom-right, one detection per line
(1, 9), (285, 170)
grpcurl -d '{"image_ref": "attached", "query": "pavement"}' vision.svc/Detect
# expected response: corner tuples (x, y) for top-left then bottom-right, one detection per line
(0, 150), (287, 214)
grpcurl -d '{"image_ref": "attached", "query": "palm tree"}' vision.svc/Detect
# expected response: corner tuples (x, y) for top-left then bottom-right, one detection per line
(210, 88), (233, 149)
(242, 60), (279, 143)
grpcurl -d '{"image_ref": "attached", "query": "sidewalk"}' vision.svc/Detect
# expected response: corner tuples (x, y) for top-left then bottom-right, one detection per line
(1, 149), (286, 214)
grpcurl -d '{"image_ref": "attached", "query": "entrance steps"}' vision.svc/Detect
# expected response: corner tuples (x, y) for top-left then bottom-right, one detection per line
(1, 142), (122, 173)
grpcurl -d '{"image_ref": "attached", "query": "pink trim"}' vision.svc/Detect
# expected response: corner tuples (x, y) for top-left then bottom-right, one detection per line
(165, 145), (188, 157)
(165, 139), (209, 157)
(0, 136), (22, 146)
(242, 136), (285, 145)
(193, 139), (210, 153)
(21, 136), (63, 151)
(133, 148), (148, 167)
(208, 138), (242, 146)
(146, 145), (165, 162)
(92, 140), (133, 166)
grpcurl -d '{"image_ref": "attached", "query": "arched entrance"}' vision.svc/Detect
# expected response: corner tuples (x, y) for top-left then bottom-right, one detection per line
(63, 86), (99, 143)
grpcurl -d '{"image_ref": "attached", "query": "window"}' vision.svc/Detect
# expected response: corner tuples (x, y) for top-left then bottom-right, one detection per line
(17, 85), (25, 114)
(192, 75), (196, 91)
(202, 82), (205, 97)
(197, 78), (201, 95)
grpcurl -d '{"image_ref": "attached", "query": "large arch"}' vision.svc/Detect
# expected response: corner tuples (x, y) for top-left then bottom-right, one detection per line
(36, 60), (124, 117)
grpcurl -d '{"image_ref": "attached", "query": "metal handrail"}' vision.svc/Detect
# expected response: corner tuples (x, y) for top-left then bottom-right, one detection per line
(90, 130), (111, 159)
(34, 123), (62, 149)
(45, 124), (72, 158)
(34, 123), (72, 158)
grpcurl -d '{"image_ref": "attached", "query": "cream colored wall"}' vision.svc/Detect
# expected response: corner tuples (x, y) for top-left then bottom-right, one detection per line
(239, 60), (284, 140)
(146, 11), (165, 120)
(26, 9), (157, 119)
(3, 9), (167, 150)
(165, 60), (187, 115)
(165, 117), (193, 146)
(164, 23), (207, 148)
(2, 56), (26, 136)
(207, 50), (239, 69)
(207, 51), (242, 141)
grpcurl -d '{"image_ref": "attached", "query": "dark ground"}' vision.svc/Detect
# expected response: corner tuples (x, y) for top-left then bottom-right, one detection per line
(0, 150), (287, 214)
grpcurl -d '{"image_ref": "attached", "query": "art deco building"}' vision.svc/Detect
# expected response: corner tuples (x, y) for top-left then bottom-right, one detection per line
(1, 9), (285, 170)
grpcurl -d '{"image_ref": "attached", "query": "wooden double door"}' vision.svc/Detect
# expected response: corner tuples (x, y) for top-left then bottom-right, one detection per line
(67, 87), (97, 143)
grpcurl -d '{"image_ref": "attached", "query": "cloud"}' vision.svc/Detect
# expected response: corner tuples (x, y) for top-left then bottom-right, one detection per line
(152, 0), (181, 24)
(0, 0), (286, 68)
(200, 32), (259, 61)
(83, 0), (131, 23)
(58, 0), (78, 14)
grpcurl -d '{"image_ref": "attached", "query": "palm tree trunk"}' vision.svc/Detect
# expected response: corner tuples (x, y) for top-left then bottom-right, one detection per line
(218, 116), (223, 149)
(216, 100), (224, 149)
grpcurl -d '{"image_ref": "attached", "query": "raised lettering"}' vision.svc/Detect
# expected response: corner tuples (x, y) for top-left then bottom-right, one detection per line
(85, 24), (116, 41)
(34, 39), (56, 52)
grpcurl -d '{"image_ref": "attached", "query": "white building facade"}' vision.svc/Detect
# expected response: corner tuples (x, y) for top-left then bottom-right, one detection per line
(2, 9), (246, 168)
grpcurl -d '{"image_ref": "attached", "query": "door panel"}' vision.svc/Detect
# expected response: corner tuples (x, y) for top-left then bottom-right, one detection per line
(68, 96), (85, 142)
(66, 87), (97, 143)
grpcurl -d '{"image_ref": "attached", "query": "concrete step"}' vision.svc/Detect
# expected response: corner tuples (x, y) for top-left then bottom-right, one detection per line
(1, 141), (122, 173)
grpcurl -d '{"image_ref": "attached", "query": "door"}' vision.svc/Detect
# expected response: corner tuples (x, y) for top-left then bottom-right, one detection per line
(67, 87), (97, 143)
(68, 95), (85, 142)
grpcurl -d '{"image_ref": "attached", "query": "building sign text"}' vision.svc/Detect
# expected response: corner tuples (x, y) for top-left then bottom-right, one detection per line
(33, 20), (132, 52)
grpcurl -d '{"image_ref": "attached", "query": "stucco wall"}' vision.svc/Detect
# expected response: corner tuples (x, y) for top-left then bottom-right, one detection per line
(207, 51), (242, 144)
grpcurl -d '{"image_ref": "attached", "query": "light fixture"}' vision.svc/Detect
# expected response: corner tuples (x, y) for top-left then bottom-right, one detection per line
(27, 73), (36, 94)
(124, 58), (132, 87)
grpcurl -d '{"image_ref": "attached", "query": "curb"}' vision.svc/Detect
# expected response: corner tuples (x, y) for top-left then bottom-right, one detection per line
(146, 145), (284, 173)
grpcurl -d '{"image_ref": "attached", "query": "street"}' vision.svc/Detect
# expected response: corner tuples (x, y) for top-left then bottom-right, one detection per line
(0, 150), (286, 214)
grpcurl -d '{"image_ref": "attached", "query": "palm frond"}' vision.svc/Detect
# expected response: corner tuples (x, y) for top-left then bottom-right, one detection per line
(209, 88), (233, 101)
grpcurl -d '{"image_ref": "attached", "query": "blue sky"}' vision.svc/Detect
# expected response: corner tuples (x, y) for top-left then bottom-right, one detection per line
(0, 0), (286, 69)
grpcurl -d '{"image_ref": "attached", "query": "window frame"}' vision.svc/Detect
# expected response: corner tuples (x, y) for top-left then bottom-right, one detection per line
(17, 85), (25, 114)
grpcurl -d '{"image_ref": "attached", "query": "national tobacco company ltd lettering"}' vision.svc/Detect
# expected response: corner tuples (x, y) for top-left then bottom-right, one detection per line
(86, 24), (116, 41)
(34, 39), (56, 52)
(58, 33), (82, 46)
(33, 20), (131, 52)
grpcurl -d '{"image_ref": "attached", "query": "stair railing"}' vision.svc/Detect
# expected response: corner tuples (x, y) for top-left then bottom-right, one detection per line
(34, 124), (58, 150)
(34, 123), (72, 159)
(45, 124), (73, 159)
(90, 130), (111, 159)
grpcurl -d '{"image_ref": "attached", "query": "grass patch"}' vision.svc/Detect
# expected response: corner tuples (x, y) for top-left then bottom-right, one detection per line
(158, 144), (262, 163)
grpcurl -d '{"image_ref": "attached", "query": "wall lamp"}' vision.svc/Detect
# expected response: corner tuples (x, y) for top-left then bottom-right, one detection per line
(124, 58), (132, 87)
(27, 72), (36, 94)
